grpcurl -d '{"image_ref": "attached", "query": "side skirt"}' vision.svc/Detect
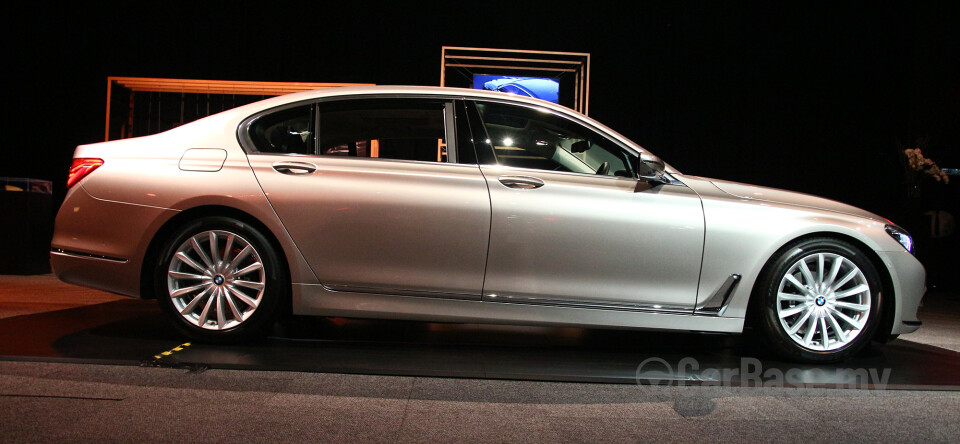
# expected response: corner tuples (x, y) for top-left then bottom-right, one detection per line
(292, 284), (745, 333)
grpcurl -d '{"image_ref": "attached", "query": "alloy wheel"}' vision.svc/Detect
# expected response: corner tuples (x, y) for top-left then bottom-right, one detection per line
(166, 230), (266, 330)
(775, 252), (872, 351)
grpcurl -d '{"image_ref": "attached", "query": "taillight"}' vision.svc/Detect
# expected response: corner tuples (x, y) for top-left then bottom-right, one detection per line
(66, 158), (104, 188)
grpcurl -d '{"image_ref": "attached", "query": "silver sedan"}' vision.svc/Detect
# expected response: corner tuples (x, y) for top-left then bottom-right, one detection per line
(51, 86), (925, 363)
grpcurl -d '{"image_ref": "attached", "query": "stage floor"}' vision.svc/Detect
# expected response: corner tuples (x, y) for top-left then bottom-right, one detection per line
(1, 295), (957, 390)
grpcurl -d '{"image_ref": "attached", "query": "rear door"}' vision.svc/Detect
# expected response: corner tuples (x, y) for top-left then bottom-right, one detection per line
(243, 98), (490, 299)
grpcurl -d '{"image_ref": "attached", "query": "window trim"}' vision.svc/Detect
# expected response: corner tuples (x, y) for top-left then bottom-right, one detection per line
(235, 93), (681, 185)
(237, 96), (460, 166)
(443, 102), (458, 163)
(454, 99), (480, 165)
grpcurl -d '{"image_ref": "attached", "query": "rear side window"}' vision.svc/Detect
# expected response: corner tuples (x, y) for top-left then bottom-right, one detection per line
(318, 100), (447, 162)
(243, 99), (453, 162)
(247, 105), (315, 154)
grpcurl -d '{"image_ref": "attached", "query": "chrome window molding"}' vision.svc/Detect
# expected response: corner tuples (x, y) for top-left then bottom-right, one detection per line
(237, 94), (463, 162)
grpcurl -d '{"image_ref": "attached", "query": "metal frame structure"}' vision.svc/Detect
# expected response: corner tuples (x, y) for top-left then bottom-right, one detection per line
(105, 77), (373, 141)
(440, 46), (591, 115)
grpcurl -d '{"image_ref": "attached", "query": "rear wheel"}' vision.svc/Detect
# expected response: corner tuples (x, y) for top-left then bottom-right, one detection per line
(754, 238), (882, 363)
(155, 216), (285, 343)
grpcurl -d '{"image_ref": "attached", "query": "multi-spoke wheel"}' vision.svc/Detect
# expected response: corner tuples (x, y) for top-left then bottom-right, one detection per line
(155, 217), (285, 342)
(755, 238), (882, 362)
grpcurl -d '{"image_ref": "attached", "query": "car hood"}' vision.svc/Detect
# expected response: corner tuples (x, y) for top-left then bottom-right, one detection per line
(704, 178), (885, 222)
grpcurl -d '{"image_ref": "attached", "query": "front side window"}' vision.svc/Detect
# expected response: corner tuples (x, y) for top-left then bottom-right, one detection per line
(318, 100), (448, 162)
(475, 102), (635, 177)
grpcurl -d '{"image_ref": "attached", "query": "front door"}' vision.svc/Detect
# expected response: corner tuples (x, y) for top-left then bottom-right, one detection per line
(472, 101), (705, 310)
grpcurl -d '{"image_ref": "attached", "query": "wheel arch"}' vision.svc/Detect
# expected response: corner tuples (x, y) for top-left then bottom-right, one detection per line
(745, 231), (897, 342)
(139, 205), (292, 309)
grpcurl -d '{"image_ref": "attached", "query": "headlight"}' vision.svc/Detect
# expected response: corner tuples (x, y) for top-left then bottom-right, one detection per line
(885, 224), (914, 253)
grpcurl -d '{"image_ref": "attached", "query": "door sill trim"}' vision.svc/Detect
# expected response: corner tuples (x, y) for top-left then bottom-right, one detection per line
(484, 294), (692, 314)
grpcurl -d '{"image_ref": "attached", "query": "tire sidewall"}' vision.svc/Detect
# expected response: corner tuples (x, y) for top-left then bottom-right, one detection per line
(154, 216), (285, 343)
(756, 238), (882, 363)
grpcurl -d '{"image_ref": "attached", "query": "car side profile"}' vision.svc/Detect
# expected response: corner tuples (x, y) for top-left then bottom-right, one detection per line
(51, 86), (925, 363)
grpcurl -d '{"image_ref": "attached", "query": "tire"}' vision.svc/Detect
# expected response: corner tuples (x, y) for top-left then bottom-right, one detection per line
(154, 216), (286, 343)
(754, 238), (882, 363)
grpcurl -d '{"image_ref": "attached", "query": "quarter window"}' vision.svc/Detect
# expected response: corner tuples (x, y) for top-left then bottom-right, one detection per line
(247, 105), (315, 155)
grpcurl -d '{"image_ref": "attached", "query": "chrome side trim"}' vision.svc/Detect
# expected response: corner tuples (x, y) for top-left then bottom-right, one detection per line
(323, 284), (481, 301)
(50, 249), (128, 263)
(294, 284), (746, 333)
(695, 274), (741, 316)
(485, 294), (691, 314)
(326, 284), (696, 314)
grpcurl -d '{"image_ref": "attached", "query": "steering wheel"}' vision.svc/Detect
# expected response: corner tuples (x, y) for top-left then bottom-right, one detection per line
(595, 161), (610, 176)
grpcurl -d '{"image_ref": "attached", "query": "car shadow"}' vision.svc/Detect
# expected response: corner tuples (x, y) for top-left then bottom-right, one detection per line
(0, 300), (957, 389)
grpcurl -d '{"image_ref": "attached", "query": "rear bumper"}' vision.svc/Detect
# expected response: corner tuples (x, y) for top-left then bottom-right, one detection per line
(50, 249), (140, 298)
(50, 185), (178, 299)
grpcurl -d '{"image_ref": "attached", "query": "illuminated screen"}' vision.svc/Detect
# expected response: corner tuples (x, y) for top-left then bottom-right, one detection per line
(473, 75), (560, 104)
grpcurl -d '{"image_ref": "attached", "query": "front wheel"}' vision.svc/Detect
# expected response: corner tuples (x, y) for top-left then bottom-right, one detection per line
(155, 216), (285, 343)
(754, 238), (882, 363)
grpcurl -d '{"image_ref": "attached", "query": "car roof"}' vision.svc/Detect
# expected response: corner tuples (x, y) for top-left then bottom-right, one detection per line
(248, 85), (569, 114)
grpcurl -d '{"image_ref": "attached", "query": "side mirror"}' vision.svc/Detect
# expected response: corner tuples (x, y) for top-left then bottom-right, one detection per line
(636, 152), (668, 186)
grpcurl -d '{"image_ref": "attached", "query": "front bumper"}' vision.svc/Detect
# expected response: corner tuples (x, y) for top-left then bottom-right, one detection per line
(881, 250), (926, 335)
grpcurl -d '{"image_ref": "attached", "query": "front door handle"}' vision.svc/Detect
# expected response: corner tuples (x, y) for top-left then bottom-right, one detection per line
(272, 161), (317, 175)
(498, 175), (544, 189)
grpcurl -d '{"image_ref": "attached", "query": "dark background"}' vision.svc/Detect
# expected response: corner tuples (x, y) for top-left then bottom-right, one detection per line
(2, 2), (958, 240)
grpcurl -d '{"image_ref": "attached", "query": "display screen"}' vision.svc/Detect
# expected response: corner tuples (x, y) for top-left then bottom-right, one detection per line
(473, 75), (560, 104)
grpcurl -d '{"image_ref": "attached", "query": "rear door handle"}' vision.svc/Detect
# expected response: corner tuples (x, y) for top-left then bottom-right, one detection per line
(272, 161), (317, 175)
(498, 175), (544, 189)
